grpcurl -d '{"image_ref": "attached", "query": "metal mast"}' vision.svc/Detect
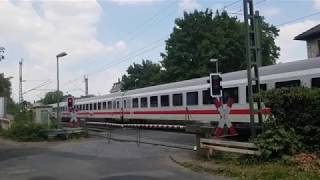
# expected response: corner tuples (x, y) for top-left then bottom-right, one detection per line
(19, 59), (23, 104)
(84, 75), (88, 96)
(243, 0), (263, 138)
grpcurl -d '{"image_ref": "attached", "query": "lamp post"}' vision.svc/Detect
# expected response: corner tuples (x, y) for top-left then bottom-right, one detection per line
(56, 52), (67, 124)
(210, 58), (219, 73)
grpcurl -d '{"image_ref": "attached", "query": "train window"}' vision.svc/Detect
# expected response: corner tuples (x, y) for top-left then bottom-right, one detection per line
(246, 84), (267, 102)
(161, 95), (169, 107)
(116, 101), (120, 109)
(132, 98), (139, 108)
(86, 104), (89, 110)
(150, 96), (158, 107)
(223, 87), (239, 103)
(311, 77), (320, 88)
(202, 89), (214, 105)
(102, 102), (107, 109)
(187, 92), (198, 105)
(107, 101), (112, 109)
(89, 104), (93, 110)
(275, 80), (300, 88)
(141, 97), (148, 108)
(94, 103), (97, 110)
(113, 101), (116, 109)
(98, 102), (101, 110)
(123, 100), (127, 109)
(173, 93), (183, 106)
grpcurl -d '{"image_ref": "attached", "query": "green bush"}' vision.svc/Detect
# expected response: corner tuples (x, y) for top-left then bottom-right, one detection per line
(3, 110), (47, 141)
(254, 125), (302, 159)
(257, 87), (320, 153)
(4, 120), (46, 141)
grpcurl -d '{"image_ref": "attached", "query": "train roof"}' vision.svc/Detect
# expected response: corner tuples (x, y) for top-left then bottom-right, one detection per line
(57, 57), (320, 104)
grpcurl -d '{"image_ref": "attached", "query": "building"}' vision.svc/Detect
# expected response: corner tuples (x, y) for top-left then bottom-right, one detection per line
(110, 79), (122, 93)
(294, 24), (320, 58)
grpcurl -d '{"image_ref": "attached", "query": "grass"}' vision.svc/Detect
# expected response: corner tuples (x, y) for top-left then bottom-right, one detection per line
(172, 152), (320, 180)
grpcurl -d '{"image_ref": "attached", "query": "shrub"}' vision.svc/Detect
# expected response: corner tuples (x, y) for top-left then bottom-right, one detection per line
(254, 125), (302, 159)
(3, 110), (47, 141)
(257, 87), (320, 152)
(4, 120), (46, 141)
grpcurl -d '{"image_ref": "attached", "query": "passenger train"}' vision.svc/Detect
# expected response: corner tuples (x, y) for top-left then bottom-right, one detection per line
(52, 57), (320, 126)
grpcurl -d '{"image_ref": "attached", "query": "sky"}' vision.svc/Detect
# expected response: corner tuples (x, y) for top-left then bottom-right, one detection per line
(0, 0), (320, 102)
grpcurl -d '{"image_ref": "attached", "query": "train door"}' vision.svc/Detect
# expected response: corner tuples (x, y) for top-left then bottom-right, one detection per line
(114, 98), (122, 122)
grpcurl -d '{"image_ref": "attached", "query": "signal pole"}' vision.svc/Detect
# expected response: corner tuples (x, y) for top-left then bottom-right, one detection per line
(243, 0), (263, 138)
(19, 59), (23, 104)
(84, 75), (88, 96)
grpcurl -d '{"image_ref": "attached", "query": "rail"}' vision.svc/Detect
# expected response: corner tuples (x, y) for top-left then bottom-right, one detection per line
(200, 138), (261, 155)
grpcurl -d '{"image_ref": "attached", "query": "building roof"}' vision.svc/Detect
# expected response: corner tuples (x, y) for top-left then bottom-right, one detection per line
(294, 24), (320, 40)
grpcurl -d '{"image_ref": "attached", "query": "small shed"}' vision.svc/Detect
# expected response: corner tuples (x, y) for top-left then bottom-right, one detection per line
(32, 104), (52, 125)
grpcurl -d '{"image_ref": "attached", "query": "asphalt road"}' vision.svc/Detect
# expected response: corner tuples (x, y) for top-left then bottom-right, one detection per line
(0, 130), (226, 180)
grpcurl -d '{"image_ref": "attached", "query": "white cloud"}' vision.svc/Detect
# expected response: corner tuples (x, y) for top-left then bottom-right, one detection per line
(314, 0), (320, 10)
(261, 7), (280, 17)
(276, 20), (320, 63)
(179, 0), (201, 12)
(0, 0), (127, 102)
(110, 0), (160, 5)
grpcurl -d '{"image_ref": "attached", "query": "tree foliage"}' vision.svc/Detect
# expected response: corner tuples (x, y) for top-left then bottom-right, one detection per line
(41, 91), (64, 105)
(119, 9), (280, 90)
(121, 60), (162, 90)
(160, 9), (279, 82)
(0, 73), (11, 98)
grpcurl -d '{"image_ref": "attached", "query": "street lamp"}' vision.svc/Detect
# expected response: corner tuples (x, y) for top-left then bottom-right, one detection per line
(210, 58), (219, 73)
(56, 52), (67, 124)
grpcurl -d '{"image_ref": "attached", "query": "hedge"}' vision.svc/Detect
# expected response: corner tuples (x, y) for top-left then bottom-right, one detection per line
(257, 87), (320, 152)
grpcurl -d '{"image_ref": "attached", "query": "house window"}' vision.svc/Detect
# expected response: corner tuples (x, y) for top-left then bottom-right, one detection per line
(161, 95), (169, 107)
(141, 97), (148, 108)
(172, 93), (183, 106)
(132, 98), (139, 108)
(223, 87), (239, 103)
(150, 96), (158, 107)
(202, 89), (214, 105)
(116, 101), (120, 109)
(275, 80), (300, 89)
(187, 92), (198, 105)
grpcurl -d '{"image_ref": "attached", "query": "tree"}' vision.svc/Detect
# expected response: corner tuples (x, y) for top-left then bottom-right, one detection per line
(121, 60), (162, 90)
(41, 91), (64, 105)
(160, 9), (279, 83)
(0, 73), (11, 98)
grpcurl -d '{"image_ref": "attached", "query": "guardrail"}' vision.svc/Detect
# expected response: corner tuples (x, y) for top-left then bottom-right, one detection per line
(200, 138), (261, 155)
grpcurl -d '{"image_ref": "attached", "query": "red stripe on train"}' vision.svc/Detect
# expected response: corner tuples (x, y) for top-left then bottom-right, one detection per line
(62, 108), (271, 116)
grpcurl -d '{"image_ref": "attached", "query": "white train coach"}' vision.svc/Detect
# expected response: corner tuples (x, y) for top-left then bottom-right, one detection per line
(51, 57), (320, 125)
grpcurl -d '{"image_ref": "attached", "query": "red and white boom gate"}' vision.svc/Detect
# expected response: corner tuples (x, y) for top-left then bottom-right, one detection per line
(213, 97), (238, 137)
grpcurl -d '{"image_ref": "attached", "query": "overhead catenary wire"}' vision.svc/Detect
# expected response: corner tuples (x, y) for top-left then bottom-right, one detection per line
(276, 11), (320, 26)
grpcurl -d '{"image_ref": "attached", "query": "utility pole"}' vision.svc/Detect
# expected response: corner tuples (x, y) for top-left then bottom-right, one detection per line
(84, 75), (88, 96)
(19, 59), (23, 104)
(243, 0), (263, 138)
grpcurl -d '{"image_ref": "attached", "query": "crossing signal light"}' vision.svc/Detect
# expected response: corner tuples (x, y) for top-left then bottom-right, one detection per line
(67, 96), (74, 108)
(209, 73), (222, 97)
